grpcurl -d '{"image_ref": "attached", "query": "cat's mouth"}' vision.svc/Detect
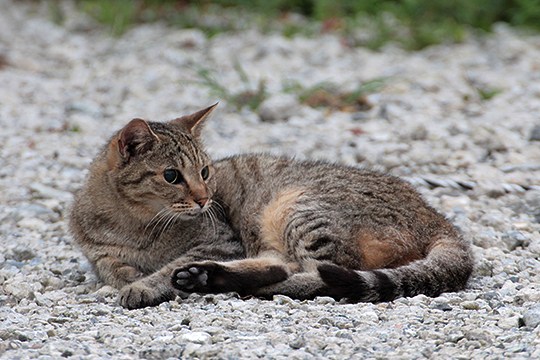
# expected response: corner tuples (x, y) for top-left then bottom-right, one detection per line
(170, 200), (212, 217)
(144, 201), (211, 238)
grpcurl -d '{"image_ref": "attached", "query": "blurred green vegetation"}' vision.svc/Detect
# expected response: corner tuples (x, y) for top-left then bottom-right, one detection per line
(71, 0), (540, 49)
(195, 63), (268, 111)
(283, 78), (387, 111)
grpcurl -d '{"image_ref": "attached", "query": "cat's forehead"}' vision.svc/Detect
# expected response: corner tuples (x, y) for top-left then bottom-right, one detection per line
(146, 122), (208, 165)
(147, 121), (188, 138)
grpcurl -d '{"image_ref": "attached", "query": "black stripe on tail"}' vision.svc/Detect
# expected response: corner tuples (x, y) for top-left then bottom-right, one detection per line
(318, 264), (399, 302)
(318, 246), (473, 302)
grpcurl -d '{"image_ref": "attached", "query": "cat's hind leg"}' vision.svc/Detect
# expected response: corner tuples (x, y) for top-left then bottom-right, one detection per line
(171, 257), (289, 295)
(253, 270), (332, 300)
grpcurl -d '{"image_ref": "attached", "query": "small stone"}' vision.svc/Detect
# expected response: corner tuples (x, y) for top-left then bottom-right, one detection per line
(180, 331), (211, 344)
(273, 294), (299, 307)
(446, 331), (464, 343)
(318, 317), (335, 326)
(529, 125), (540, 141)
(167, 324), (184, 332)
(199, 326), (222, 336)
(521, 305), (540, 328)
(47, 317), (71, 324)
(4, 281), (37, 301)
(473, 230), (500, 249)
(169, 29), (207, 49)
(12, 248), (36, 262)
(29, 183), (72, 202)
(41, 276), (65, 290)
(94, 285), (117, 298)
(65, 100), (102, 117)
(410, 294), (429, 304)
(501, 231), (528, 250)
(12, 204), (57, 222)
(61, 350), (74, 357)
(289, 335), (305, 349)
(362, 311), (379, 323)
(431, 302), (453, 311)
(409, 124), (429, 141)
(139, 345), (186, 360)
(335, 330), (353, 340)
(258, 94), (300, 122)
(335, 319), (354, 329)
(461, 301), (480, 310)
(515, 288), (540, 303)
(497, 316), (520, 329)
(17, 218), (48, 232)
(313, 296), (336, 305)
(481, 291), (500, 301)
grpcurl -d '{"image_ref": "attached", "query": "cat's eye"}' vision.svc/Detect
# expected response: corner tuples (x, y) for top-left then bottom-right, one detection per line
(201, 166), (210, 181)
(164, 169), (183, 184)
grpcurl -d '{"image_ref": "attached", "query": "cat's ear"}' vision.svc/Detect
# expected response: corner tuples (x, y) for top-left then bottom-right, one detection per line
(110, 119), (160, 166)
(170, 103), (218, 138)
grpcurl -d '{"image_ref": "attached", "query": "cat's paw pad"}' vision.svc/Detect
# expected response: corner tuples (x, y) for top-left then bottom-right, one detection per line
(118, 281), (174, 309)
(172, 263), (218, 293)
(173, 266), (209, 289)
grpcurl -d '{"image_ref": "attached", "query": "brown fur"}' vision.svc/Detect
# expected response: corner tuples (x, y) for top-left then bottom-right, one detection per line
(71, 105), (473, 309)
(69, 105), (245, 309)
(170, 111), (473, 303)
(259, 188), (306, 255)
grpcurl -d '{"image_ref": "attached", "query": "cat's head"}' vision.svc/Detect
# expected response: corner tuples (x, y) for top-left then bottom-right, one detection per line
(104, 104), (218, 222)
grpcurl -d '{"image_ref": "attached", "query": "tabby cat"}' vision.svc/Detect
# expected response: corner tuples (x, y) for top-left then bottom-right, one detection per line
(70, 104), (473, 309)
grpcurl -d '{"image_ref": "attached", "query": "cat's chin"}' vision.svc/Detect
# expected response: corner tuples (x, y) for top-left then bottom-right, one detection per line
(172, 208), (206, 221)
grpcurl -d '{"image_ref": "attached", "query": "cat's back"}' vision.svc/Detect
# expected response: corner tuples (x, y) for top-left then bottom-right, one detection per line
(214, 153), (452, 237)
(215, 153), (422, 201)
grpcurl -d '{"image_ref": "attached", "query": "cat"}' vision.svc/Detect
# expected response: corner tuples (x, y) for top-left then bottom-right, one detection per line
(70, 104), (473, 309)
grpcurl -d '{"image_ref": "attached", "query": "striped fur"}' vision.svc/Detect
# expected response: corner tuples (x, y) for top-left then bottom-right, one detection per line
(177, 154), (473, 302)
(71, 105), (473, 309)
(70, 105), (245, 309)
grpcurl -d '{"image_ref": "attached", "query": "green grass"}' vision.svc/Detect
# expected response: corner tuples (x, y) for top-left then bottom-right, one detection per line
(79, 0), (139, 37)
(48, 0), (65, 25)
(195, 63), (268, 111)
(72, 0), (540, 49)
(193, 65), (386, 112)
(477, 87), (503, 101)
(75, 1), (243, 38)
(283, 78), (387, 111)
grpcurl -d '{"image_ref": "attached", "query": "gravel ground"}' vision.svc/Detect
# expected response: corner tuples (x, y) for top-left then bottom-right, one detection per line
(1, 1), (540, 359)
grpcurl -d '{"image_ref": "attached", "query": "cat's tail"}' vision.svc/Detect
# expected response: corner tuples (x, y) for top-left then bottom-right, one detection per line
(318, 236), (473, 302)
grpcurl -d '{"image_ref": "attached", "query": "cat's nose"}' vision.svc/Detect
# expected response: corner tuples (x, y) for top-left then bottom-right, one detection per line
(194, 197), (209, 208)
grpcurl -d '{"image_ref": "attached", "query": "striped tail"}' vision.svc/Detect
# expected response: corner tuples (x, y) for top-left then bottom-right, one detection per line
(318, 241), (473, 302)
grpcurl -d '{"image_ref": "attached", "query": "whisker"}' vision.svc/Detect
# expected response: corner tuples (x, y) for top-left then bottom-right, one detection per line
(169, 211), (182, 234)
(211, 200), (227, 219)
(214, 197), (231, 208)
(144, 214), (158, 234)
(152, 209), (175, 240)
(159, 211), (177, 239)
(145, 208), (170, 239)
(206, 206), (217, 238)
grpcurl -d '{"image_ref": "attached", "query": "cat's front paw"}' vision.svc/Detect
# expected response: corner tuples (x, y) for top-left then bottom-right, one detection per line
(171, 263), (215, 293)
(118, 280), (175, 309)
